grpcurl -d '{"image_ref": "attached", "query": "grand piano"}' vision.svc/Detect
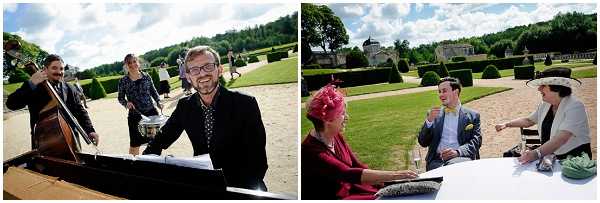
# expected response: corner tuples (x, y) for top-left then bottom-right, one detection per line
(3, 150), (294, 200)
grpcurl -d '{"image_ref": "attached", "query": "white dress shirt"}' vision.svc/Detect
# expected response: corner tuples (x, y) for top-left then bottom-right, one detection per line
(426, 104), (462, 155)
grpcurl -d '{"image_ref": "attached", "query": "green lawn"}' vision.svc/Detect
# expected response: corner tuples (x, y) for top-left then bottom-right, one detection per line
(228, 57), (298, 88)
(301, 86), (511, 170)
(572, 68), (597, 79)
(301, 82), (420, 103)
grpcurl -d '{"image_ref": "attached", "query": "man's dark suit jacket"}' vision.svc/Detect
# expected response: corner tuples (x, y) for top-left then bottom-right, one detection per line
(144, 86), (268, 191)
(418, 106), (482, 171)
(6, 80), (96, 149)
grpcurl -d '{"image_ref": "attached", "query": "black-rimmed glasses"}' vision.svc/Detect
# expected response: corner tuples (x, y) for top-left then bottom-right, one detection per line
(188, 63), (217, 75)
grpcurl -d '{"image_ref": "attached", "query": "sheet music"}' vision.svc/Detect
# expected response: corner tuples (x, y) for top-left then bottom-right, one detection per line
(103, 154), (214, 170)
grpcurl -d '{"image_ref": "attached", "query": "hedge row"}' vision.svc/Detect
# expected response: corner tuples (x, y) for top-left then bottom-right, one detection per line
(267, 51), (288, 63)
(81, 77), (121, 98)
(449, 69), (473, 87)
(417, 56), (534, 77)
(514, 65), (535, 80)
(234, 58), (247, 67)
(303, 67), (391, 91)
(248, 55), (259, 63)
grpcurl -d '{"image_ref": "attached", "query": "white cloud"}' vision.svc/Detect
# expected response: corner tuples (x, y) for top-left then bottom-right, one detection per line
(3, 3), (18, 13)
(342, 3), (596, 49)
(6, 3), (296, 70)
(343, 5), (364, 17)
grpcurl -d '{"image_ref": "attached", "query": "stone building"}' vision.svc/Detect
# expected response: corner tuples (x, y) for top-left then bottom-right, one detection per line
(435, 43), (474, 62)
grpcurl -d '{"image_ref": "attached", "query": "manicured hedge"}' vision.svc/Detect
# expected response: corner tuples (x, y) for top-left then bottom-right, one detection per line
(421, 71), (440, 87)
(398, 58), (410, 73)
(303, 67), (391, 91)
(234, 58), (247, 67)
(417, 56), (534, 77)
(88, 77), (107, 100)
(278, 51), (289, 59)
(514, 65), (535, 80)
(248, 55), (259, 63)
(449, 69), (473, 87)
(81, 77), (121, 98)
(167, 66), (179, 78)
(267, 52), (282, 63)
(388, 63), (403, 83)
(481, 65), (501, 79)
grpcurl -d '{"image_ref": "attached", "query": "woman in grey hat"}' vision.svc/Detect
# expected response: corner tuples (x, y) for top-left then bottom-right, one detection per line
(494, 67), (591, 164)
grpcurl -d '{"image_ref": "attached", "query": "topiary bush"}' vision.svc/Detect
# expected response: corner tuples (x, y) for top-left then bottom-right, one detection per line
(8, 68), (31, 84)
(166, 66), (179, 77)
(514, 65), (535, 80)
(398, 58), (410, 73)
(88, 77), (107, 100)
(388, 63), (403, 83)
(544, 54), (552, 66)
(481, 65), (501, 79)
(439, 61), (450, 78)
(421, 71), (441, 87)
(248, 55), (259, 63)
(449, 69), (473, 87)
(267, 52), (281, 63)
(234, 58), (247, 67)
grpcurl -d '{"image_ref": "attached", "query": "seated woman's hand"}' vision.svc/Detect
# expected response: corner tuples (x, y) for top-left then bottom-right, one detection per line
(396, 170), (419, 179)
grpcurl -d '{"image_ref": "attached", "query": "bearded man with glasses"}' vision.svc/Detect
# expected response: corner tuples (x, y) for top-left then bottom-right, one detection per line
(143, 46), (268, 191)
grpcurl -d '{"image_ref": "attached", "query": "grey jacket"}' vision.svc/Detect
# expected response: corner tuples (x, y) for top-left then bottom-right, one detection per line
(418, 106), (482, 170)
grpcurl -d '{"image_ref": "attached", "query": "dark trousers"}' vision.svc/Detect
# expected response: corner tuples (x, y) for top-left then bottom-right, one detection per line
(128, 108), (158, 147)
(556, 143), (593, 160)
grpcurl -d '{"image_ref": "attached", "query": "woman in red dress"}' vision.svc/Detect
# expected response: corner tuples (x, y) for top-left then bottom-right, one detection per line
(301, 84), (418, 200)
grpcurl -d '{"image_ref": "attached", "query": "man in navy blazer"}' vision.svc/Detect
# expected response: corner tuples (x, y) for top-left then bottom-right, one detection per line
(418, 77), (482, 171)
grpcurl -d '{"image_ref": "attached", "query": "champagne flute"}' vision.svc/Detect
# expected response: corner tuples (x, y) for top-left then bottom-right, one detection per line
(412, 148), (422, 173)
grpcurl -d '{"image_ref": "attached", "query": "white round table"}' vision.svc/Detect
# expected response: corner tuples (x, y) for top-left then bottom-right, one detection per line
(385, 158), (596, 200)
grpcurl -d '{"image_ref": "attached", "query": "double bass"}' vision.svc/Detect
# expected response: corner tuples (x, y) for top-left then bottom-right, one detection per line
(4, 39), (96, 163)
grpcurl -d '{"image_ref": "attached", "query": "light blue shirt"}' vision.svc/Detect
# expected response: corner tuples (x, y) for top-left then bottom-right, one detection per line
(425, 104), (462, 156)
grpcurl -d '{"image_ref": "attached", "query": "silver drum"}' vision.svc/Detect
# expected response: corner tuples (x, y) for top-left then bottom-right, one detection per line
(138, 115), (169, 139)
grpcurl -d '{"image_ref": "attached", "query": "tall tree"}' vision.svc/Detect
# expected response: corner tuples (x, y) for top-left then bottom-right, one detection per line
(394, 39), (410, 59)
(301, 3), (349, 54)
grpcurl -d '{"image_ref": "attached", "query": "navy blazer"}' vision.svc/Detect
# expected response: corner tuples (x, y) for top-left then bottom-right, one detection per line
(144, 86), (268, 191)
(418, 106), (482, 170)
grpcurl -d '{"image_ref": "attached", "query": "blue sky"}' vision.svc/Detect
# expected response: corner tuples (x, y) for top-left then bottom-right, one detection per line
(325, 3), (596, 50)
(3, 3), (297, 70)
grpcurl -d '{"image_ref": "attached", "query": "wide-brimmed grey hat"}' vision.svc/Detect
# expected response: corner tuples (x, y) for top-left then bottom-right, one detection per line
(526, 67), (581, 88)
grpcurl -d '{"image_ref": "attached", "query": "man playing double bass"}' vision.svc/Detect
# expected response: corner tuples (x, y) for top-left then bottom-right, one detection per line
(6, 54), (100, 150)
